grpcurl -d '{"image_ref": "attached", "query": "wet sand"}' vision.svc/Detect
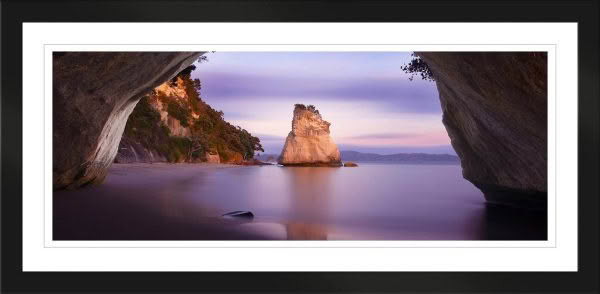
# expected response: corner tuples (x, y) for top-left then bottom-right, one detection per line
(53, 163), (281, 240)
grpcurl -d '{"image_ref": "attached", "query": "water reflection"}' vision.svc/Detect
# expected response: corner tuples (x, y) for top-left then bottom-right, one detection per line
(283, 167), (338, 240)
(53, 164), (547, 240)
(478, 204), (547, 240)
(155, 171), (218, 221)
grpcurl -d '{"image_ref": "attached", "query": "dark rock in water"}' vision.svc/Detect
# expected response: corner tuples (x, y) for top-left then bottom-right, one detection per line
(53, 52), (204, 190)
(343, 162), (358, 167)
(222, 211), (254, 218)
(418, 52), (547, 209)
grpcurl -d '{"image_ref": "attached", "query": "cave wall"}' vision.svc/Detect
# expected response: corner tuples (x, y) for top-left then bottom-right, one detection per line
(53, 51), (548, 210)
(419, 52), (547, 209)
(53, 52), (203, 189)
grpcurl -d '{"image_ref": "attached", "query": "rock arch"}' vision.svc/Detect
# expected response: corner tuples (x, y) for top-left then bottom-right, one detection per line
(53, 52), (204, 189)
(419, 52), (547, 209)
(52, 52), (547, 209)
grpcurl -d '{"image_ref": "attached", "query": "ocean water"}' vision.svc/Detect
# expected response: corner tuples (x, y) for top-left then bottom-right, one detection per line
(53, 163), (547, 240)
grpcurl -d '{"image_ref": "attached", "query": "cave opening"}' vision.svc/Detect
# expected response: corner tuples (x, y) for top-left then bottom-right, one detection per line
(52, 51), (548, 241)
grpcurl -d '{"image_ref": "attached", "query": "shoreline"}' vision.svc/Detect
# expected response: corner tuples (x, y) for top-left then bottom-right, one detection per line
(111, 162), (243, 167)
(54, 162), (545, 241)
(54, 162), (278, 240)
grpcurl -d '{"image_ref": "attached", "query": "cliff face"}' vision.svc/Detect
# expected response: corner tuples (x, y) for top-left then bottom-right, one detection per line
(153, 80), (193, 137)
(113, 137), (167, 164)
(279, 105), (341, 166)
(53, 52), (203, 190)
(54, 51), (548, 207)
(418, 52), (547, 209)
(115, 72), (262, 166)
(114, 77), (193, 164)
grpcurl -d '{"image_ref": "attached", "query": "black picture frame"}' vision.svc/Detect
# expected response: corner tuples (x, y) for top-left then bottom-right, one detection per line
(1, 0), (598, 293)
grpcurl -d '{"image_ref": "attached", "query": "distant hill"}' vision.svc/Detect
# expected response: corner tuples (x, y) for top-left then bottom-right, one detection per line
(254, 153), (280, 162)
(340, 150), (459, 164)
(254, 151), (460, 164)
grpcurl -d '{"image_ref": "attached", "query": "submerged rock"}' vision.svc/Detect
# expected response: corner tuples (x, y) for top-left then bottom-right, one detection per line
(278, 104), (342, 166)
(222, 211), (254, 218)
(418, 52), (547, 209)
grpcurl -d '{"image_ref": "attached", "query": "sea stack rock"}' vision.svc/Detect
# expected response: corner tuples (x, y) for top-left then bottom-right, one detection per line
(278, 104), (342, 166)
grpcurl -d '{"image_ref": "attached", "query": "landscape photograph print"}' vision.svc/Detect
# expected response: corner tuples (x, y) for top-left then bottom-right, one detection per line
(52, 51), (548, 241)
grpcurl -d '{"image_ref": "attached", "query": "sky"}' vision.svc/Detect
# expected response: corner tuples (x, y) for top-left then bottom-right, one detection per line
(191, 52), (455, 155)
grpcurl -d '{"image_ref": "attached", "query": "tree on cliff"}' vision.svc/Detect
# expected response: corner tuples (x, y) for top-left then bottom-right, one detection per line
(121, 52), (264, 163)
(401, 53), (435, 81)
(193, 78), (202, 95)
(169, 55), (208, 85)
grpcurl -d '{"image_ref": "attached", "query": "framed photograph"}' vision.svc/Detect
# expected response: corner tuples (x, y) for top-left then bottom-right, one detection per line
(2, 0), (598, 293)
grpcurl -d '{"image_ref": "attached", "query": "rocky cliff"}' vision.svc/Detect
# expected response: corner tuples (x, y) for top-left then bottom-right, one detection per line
(115, 69), (262, 165)
(53, 51), (549, 206)
(418, 52), (547, 209)
(53, 52), (203, 189)
(278, 104), (342, 166)
(114, 76), (193, 164)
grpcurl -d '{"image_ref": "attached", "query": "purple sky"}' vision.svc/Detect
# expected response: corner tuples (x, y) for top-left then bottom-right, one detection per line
(191, 52), (455, 155)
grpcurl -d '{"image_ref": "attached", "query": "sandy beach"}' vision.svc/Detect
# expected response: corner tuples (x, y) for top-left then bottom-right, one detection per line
(53, 163), (283, 240)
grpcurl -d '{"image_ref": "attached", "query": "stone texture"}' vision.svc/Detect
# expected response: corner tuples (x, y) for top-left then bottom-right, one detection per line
(222, 152), (244, 164)
(53, 52), (203, 189)
(278, 105), (341, 166)
(113, 78), (195, 164)
(419, 52), (547, 209)
(205, 152), (221, 164)
(152, 78), (192, 137)
(114, 137), (167, 164)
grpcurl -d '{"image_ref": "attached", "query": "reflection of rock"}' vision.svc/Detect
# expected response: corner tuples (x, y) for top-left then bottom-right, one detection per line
(284, 167), (337, 240)
(419, 52), (547, 209)
(278, 104), (342, 166)
(285, 222), (328, 240)
(53, 52), (203, 189)
(477, 204), (547, 240)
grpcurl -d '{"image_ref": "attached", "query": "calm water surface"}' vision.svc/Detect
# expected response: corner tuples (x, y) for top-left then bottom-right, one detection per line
(54, 163), (547, 240)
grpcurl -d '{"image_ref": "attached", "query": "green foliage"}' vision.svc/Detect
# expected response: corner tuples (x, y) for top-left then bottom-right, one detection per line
(401, 53), (435, 81)
(123, 96), (171, 157)
(166, 137), (191, 162)
(165, 100), (191, 127)
(295, 103), (320, 116)
(170, 64), (197, 85)
(183, 77), (204, 114)
(188, 100), (264, 161)
(123, 70), (264, 163)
